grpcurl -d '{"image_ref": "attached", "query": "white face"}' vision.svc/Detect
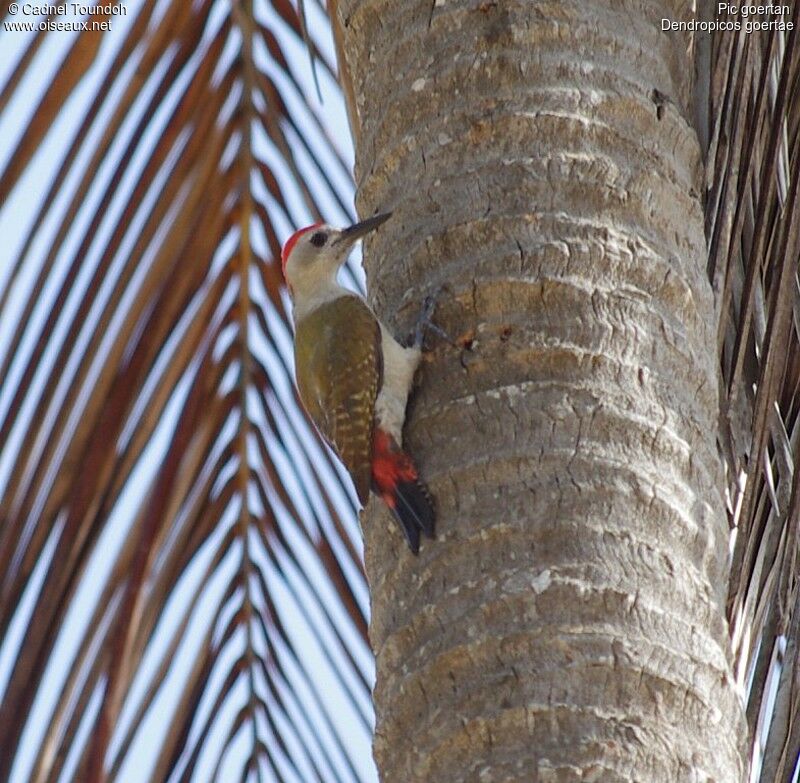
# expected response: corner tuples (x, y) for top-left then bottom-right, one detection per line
(283, 213), (391, 296)
(284, 223), (347, 293)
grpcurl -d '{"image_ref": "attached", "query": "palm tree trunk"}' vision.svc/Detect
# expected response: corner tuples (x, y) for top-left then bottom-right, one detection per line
(335, 1), (745, 780)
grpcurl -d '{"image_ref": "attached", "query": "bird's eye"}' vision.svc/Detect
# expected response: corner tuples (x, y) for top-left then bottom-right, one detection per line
(310, 231), (328, 247)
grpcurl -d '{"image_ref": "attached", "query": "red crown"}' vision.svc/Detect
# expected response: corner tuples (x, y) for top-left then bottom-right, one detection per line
(281, 222), (323, 276)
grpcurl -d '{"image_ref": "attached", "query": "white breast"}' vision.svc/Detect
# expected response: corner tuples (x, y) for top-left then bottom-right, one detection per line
(375, 326), (421, 443)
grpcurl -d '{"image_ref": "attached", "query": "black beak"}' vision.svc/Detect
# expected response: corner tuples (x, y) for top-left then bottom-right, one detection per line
(333, 212), (391, 246)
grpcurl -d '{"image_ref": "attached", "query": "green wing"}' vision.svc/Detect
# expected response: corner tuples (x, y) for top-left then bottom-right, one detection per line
(294, 296), (382, 504)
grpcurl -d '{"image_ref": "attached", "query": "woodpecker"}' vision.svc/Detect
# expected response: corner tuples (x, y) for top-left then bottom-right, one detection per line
(282, 213), (435, 553)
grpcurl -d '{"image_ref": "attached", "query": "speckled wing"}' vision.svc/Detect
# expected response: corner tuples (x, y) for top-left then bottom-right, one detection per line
(294, 295), (382, 504)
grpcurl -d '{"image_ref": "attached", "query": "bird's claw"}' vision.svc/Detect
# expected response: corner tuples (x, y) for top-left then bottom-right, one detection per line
(411, 286), (454, 349)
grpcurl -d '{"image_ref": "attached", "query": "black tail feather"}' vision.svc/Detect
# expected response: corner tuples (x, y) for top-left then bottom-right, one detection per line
(391, 478), (435, 554)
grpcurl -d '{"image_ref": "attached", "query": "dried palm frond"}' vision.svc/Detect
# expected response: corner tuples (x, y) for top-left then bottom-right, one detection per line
(703, 8), (800, 781)
(0, 1), (374, 780)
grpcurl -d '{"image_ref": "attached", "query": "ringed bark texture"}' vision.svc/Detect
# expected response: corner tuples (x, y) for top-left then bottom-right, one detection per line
(336, 1), (745, 780)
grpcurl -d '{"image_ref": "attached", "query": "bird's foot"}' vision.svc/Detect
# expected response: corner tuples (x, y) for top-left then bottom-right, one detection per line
(410, 287), (455, 349)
